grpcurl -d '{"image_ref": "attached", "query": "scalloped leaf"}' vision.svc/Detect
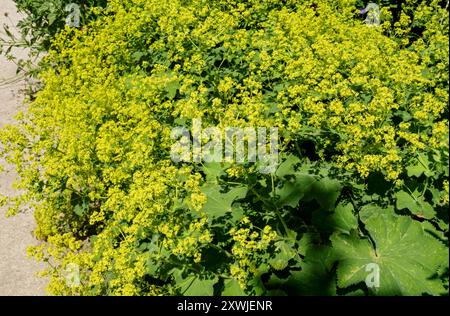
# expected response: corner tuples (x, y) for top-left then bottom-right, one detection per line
(284, 246), (336, 295)
(395, 190), (435, 219)
(201, 162), (228, 183)
(172, 270), (218, 296)
(268, 240), (296, 271)
(312, 202), (358, 234)
(222, 278), (246, 296)
(332, 208), (448, 295)
(200, 184), (248, 220)
(276, 172), (342, 210)
(406, 154), (434, 178)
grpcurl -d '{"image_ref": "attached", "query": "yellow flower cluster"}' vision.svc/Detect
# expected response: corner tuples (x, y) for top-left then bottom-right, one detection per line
(163, 216), (212, 263)
(229, 218), (278, 289)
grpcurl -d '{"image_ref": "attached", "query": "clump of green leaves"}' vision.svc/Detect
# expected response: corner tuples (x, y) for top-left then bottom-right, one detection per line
(1, 0), (106, 79)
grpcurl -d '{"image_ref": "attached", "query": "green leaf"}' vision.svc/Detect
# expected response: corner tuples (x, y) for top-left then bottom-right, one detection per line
(395, 190), (435, 218)
(184, 277), (218, 296)
(284, 246), (336, 295)
(275, 154), (300, 178)
(173, 117), (187, 126)
(277, 173), (342, 210)
(268, 241), (296, 271)
(276, 177), (310, 207)
(222, 278), (246, 296)
(359, 203), (387, 223)
(247, 265), (268, 295)
(332, 209), (448, 295)
(131, 51), (146, 62)
(332, 202), (358, 234)
(73, 202), (88, 216)
(173, 270), (217, 296)
(201, 162), (227, 183)
(331, 231), (373, 289)
(48, 12), (58, 26)
(276, 158), (342, 209)
(266, 273), (288, 288)
(312, 202), (358, 235)
(229, 205), (245, 223)
(406, 154), (433, 178)
(146, 258), (160, 275)
(165, 80), (180, 99)
(395, 190), (416, 209)
(200, 184), (248, 219)
(305, 177), (342, 210)
(298, 231), (319, 256)
(406, 162), (427, 178)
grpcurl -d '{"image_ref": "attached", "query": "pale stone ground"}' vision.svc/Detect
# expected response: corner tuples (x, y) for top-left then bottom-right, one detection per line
(0, 0), (46, 295)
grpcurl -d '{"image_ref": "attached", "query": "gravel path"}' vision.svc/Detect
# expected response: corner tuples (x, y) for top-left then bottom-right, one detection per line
(0, 0), (46, 296)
